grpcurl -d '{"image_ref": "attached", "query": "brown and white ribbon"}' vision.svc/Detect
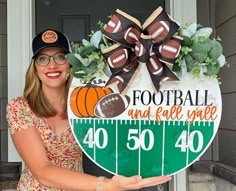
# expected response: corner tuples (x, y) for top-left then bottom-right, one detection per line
(102, 6), (182, 93)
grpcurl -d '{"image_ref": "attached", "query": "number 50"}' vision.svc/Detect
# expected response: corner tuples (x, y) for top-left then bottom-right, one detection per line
(127, 129), (154, 151)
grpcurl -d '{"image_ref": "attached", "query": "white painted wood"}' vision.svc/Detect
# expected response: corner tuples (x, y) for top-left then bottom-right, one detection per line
(170, 0), (197, 24)
(7, 0), (34, 162)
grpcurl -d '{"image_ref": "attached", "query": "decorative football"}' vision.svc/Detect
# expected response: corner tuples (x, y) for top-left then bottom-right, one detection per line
(94, 93), (130, 118)
(124, 27), (141, 45)
(147, 53), (163, 76)
(147, 21), (170, 43)
(135, 41), (146, 58)
(104, 15), (122, 33)
(108, 48), (128, 69)
(159, 38), (181, 60)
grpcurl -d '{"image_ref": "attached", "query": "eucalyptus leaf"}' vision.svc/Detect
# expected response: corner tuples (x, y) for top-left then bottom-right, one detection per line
(187, 23), (198, 35)
(208, 40), (223, 59)
(201, 65), (207, 73)
(204, 62), (220, 76)
(70, 67), (86, 78)
(190, 42), (210, 62)
(66, 53), (82, 67)
(74, 53), (90, 66)
(79, 46), (98, 58)
(101, 35), (111, 48)
(179, 23), (197, 38)
(182, 36), (192, 46)
(192, 27), (213, 42)
(70, 65), (84, 73)
(90, 30), (102, 48)
(82, 61), (98, 74)
(72, 73), (86, 78)
(185, 56), (198, 72)
(179, 29), (192, 38)
(103, 63), (112, 77)
(100, 44), (107, 51)
(180, 58), (187, 75)
(185, 54), (194, 66)
(82, 39), (92, 47)
(218, 54), (226, 67)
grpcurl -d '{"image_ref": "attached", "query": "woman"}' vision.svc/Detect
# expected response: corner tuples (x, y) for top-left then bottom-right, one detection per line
(6, 29), (171, 191)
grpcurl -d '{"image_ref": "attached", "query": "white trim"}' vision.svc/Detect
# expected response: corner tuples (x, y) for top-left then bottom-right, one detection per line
(168, 170), (187, 191)
(168, 1), (196, 191)
(7, 0), (34, 162)
(170, 0), (197, 23)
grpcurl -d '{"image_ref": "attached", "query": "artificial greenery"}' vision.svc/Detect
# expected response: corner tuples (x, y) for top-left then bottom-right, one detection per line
(65, 20), (114, 82)
(173, 23), (226, 78)
(66, 30), (113, 82)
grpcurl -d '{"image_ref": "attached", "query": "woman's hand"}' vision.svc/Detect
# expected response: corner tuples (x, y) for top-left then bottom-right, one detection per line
(103, 175), (172, 191)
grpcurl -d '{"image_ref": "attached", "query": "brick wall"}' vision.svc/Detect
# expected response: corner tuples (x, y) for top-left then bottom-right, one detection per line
(0, 0), (8, 161)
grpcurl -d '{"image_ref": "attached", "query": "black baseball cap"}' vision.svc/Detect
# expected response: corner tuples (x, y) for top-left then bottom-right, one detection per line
(32, 29), (71, 58)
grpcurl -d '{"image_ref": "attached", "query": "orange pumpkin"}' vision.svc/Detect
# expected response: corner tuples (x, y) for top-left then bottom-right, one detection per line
(70, 83), (113, 118)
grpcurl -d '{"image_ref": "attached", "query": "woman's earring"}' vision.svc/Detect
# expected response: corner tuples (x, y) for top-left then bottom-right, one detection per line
(65, 70), (70, 80)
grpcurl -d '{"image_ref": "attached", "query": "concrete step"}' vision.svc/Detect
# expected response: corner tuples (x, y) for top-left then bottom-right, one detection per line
(0, 162), (21, 190)
(0, 162), (21, 174)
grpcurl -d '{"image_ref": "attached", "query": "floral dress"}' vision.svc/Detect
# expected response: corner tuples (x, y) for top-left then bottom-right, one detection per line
(6, 97), (83, 191)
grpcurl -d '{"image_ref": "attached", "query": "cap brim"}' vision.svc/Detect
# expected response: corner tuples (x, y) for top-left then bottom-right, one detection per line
(32, 45), (70, 58)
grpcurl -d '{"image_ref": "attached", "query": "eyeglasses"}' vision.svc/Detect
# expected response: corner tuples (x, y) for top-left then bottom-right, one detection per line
(35, 52), (67, 67)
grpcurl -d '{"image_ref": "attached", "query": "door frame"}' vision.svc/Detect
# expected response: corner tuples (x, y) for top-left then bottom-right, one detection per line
(7, 1), (196, 191)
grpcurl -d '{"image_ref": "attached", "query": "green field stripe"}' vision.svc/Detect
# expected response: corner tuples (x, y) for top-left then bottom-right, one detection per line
(163, 120), (188, 175)
(187, 121), (214, 165)
(71, 118), (216, 177)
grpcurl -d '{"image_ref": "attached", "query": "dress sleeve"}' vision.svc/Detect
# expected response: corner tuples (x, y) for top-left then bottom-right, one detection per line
(6, 97), (35, 135)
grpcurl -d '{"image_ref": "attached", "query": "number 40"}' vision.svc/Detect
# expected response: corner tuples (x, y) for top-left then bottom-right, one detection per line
(175, 130), (203, 153)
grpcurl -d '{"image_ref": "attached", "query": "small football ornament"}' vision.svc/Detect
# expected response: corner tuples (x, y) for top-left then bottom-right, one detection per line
(94, 93), (130, 118)
(159, 38), (181, 60)
(108, 49), (128, 69)
(105, 15), (122, 33)
(147, 21), (170, 43)
(124, 27), (140, 45)
(147, 53), (163, 76)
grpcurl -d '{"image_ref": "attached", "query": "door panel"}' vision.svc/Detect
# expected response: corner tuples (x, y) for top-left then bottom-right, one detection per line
(36, 0), (165, 41)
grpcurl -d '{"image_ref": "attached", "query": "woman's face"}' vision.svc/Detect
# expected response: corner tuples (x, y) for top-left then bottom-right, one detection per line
(35, 47), (70, 90)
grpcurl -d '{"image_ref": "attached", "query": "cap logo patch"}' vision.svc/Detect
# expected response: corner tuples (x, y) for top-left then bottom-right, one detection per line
(42, 30), (58, 43)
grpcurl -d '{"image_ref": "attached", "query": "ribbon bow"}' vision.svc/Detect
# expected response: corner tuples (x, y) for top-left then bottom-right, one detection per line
(102, 7), (182, 93)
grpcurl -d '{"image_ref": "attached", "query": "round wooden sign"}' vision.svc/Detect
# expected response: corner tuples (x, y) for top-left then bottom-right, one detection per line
(68, 64), (221, 178)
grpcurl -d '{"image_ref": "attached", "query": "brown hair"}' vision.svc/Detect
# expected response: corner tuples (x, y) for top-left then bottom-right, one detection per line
(23, 59), (72, 118)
